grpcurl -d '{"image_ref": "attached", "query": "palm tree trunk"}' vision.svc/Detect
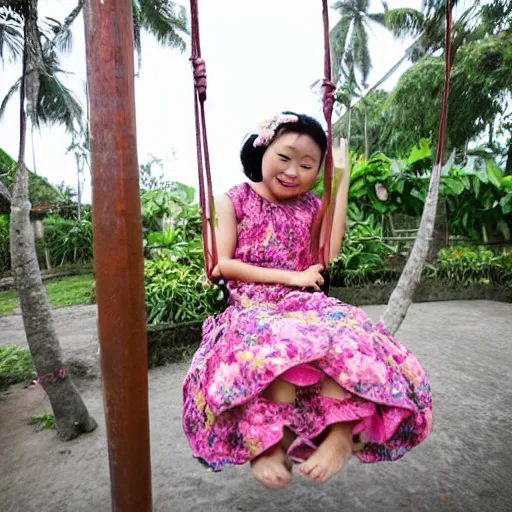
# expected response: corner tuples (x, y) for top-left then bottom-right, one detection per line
(31, 124), (37, 174)
(10, 0), (96, 441)
(380, 1), (454, 335)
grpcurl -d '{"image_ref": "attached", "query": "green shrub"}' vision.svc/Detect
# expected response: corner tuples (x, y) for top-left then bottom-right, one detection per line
(427, 246), (511, 287)
(427, 246), (495, 285)
(330, 218), (399, 286)
(30, 412), (56, 430)
(144, 258), (224, 326)
(0, 345), (35, 390)
(330, 244), (511, 289)
(43, 217), (93, 267)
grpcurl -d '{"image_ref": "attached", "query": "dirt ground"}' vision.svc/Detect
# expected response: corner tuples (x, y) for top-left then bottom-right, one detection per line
(1, 300), (512, 512)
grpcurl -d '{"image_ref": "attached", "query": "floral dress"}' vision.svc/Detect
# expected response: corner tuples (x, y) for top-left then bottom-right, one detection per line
(182, 183), (432, 471)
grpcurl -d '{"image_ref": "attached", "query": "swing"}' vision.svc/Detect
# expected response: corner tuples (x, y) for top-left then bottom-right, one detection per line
(189, 0), (337, 297)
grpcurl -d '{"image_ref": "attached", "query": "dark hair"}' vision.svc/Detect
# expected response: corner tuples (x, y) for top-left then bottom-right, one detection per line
(240, 111), (327, 183)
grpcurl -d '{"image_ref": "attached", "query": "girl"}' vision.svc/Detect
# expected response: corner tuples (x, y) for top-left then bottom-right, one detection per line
(182, 112), (432, 489)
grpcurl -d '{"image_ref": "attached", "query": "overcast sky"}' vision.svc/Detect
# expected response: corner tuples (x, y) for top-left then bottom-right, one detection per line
(0, 0), (423, 203)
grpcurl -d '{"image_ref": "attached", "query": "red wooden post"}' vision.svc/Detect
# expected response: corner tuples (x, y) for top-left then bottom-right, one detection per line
(83, 1), (152, 510)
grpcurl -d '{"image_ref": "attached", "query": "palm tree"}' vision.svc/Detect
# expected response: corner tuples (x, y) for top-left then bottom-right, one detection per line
(383, 0), (476, 62)
(6, 0), (98, 440)
(0, 3), (84, 130)
(380, 0), (459, 334)
(332, 0), (471, 146)
(329, 1), (431, 148)
(0, 0), (189, 439)
(1, 0), (188, 118)
(330, 0), (386, 88)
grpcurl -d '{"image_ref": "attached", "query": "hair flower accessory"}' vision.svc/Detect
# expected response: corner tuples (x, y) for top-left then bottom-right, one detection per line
(253, 113), (299, 147)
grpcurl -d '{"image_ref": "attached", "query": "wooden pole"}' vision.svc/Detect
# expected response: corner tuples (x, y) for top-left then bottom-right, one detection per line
(83, 1), (152, 510)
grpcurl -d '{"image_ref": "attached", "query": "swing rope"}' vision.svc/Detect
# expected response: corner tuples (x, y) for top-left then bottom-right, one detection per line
(190, 0), (218, 281)
(190, 0), (336, 280)
(311, 0), (336, 268)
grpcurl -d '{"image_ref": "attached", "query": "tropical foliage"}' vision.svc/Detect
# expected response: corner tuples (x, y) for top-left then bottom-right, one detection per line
(332, 0), (512, 170)
(315, 140), (512, 244)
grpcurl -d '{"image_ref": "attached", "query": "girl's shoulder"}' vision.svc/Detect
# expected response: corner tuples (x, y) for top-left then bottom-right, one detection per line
(224, 182), (252, 220)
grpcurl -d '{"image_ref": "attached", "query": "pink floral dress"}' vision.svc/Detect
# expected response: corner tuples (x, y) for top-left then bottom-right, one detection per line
(182, 183), (432, 471)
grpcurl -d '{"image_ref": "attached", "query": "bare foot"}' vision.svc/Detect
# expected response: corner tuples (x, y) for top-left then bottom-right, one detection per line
(251, 445), (293, 489)
(298, 423), (352, 484)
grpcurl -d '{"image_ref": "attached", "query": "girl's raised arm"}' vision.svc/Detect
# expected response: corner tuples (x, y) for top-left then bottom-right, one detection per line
(328, 139), (350, 262)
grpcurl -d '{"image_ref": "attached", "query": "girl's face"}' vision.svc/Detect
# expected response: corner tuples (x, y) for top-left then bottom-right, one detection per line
(261, 131), (323, 201)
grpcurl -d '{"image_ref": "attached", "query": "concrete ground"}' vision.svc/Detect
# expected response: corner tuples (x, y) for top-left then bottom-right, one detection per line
(0, 300), (511, 512)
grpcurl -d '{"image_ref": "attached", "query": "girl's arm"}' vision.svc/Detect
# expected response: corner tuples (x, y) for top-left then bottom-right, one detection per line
(328, 139), (351, 263)
(214, 194), (303, 286)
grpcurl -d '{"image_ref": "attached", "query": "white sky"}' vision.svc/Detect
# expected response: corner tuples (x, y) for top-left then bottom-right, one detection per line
(0, 0), (422, 204)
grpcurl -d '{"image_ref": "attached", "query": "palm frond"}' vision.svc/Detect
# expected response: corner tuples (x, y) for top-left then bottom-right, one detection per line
(36, 71), (84, 133)
(382, 8), (425, 38)
(44, 17), (73, 53)
(139, 0), (188, 52)
(330, 16), (352, 83)
(45, 0), (84, 54)
(0, 7), (23, 63)
(367, 12), (386, 26)
(352, 16), (371, 86)
(132, 0), (143, 75)
(422, 0), (462, 18)
(0, 76), (22, 121)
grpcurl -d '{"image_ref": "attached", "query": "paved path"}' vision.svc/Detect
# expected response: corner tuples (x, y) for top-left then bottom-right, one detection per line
(1, 301), (511, 511)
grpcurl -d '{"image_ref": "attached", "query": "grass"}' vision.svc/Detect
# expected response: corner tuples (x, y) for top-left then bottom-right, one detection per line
(0, 345), (36, 390)
(0, 274), (94, 315)
(29, 412), (56, 431)
(45, 275), (94, 308)
(0, 289), (17, 315)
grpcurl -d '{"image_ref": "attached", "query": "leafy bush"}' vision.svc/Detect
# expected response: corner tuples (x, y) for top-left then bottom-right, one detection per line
(144, 229), (204, 265)
(330, 216), (399, 286)
(0, 214), (9, 274)
(43, 217), (93, 266)
(144, 258), (224, 326)
(313, 140), (512, 244)
(141, 182), (202, 240)
(427, 246), (512, 287)
(30, 412), (56, 430)
(0, 345), (35, 390)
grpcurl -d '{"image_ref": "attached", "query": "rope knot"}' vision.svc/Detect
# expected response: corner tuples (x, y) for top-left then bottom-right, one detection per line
(192, 57), (207, 101)
(322, 79), (336, 121)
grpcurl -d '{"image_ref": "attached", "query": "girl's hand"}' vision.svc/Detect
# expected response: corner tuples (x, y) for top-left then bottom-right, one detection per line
(290, 264), (325, 292)
(204, 264), (221, 287)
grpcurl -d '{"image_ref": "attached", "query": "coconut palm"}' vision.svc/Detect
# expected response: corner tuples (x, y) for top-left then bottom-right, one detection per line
(5, 0), (97, 440)
(330, 0), (386, 88)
